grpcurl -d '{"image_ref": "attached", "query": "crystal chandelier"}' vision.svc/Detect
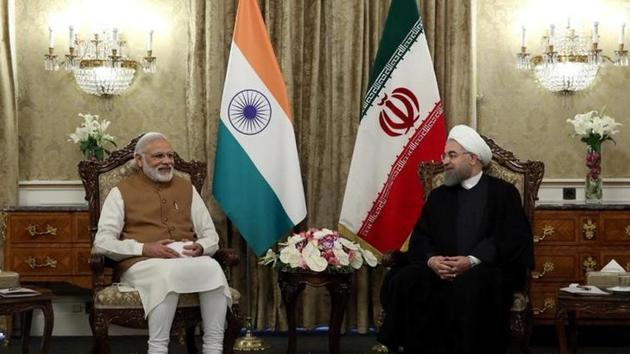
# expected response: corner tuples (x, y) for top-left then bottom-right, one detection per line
(517, 20), (628, 92)
(44, 26), (157, 97)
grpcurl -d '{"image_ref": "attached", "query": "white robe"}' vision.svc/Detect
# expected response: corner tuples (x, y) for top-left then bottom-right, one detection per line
(93, 185), (232, 315)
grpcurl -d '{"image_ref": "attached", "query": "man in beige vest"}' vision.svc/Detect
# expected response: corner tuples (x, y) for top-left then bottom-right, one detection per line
(93, 132), (232, 354)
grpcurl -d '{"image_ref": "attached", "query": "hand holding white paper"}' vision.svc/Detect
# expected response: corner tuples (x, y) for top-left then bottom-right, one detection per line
(166, 241), (193, 258)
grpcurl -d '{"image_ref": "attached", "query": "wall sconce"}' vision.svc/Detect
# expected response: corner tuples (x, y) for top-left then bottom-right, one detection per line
(44, 26), (157, 97)
(516, 19), (628, 92)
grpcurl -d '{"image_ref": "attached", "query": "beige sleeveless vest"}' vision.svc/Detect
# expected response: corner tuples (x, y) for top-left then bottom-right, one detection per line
(116, 171), (194, 272)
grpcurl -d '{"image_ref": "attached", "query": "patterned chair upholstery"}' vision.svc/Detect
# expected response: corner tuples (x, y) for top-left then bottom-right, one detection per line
(381, 135), (544, 354)
(79, 135), (242, 354)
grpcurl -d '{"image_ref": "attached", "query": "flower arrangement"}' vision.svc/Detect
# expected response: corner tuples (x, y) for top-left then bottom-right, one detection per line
(566, 109), (621, 152)
(259, 228), (379, 273)
(68, 113), (117, 161)
(567, 109), (621, 203)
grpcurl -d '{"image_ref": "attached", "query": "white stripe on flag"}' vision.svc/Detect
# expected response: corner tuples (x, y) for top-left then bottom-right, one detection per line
(220, 43), (306, 224)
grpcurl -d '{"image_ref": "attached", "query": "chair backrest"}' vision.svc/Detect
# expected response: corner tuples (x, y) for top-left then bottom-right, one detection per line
(417, 135), (544, 224)
(78, 134), (207, 244)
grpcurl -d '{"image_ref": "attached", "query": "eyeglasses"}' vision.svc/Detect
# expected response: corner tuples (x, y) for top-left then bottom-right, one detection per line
(149, 152), (175, 161)
(440, 151), (472, 161)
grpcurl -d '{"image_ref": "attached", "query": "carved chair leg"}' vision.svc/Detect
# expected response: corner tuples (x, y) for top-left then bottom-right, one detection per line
(509, 309), (532, 354)
(521, 307), (533, 354)
(91, 311), (110, 354)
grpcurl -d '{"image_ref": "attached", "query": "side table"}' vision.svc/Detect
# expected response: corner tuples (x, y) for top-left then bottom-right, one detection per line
(555, 291), (630, 354)
(278, 271), (352, 354)
(0, 288), (54, 354)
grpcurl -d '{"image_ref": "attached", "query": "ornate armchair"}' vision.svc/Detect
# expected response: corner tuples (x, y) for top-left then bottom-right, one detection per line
(381, 135), (544, 353)
(78, 135), (242, 354)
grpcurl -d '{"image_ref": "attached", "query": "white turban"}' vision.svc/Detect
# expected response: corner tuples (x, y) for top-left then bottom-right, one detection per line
(447, 125), (492, 166)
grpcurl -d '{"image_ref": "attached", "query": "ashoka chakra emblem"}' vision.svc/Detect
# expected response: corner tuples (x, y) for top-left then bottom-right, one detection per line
(228, 89), (272, 135)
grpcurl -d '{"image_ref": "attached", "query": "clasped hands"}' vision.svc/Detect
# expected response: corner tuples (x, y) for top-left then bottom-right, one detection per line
(428, 255), (471, 280)
(142, 239), (203, 258)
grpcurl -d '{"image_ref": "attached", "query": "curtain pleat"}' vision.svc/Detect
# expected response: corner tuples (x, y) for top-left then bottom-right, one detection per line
(0, 0), (18, 265)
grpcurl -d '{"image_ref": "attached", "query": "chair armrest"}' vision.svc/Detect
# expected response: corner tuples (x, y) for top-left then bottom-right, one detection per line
(213, 248), (240, 268)
(381, 250), (409, 268)
(89, 254), (107, 291)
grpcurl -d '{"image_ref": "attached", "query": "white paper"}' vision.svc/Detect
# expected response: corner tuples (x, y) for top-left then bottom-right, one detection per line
(114, 283), (137, 293)
(601, 259), (625, 272)
(166, 241), (193, 258)
(560, 283), (610, 295)
(0, 287), (40, 298)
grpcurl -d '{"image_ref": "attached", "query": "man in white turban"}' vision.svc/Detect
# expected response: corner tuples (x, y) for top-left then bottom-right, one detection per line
(378, 125), (533, 354)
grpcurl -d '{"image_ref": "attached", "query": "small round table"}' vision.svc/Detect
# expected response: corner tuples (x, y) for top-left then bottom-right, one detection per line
(0, 288), (54, 354)
(278, 271), (352, 354)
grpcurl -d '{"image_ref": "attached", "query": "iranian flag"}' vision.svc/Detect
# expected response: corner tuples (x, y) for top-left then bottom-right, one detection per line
(213, 0), (307, 256)
(339, 0), (446, 256)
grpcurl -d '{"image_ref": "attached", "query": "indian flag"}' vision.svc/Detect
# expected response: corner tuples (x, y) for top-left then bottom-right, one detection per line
(213, 0), (306, 256)
(339, 0), (446, 256)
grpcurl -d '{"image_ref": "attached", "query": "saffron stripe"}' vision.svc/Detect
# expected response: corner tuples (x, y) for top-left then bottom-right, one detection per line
(233, 0), (292, 120)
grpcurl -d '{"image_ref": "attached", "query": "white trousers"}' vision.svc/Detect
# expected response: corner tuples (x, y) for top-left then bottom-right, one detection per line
(147, 288), (228, 354)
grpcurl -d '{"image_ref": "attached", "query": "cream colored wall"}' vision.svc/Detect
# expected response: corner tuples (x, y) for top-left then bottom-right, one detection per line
(16, 0), (190, 181)
(476, 0), (630, 178)
(15, 0), (630, 181)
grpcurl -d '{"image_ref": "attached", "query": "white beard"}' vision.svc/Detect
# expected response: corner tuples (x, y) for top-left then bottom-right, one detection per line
(143, 164), (173, 182)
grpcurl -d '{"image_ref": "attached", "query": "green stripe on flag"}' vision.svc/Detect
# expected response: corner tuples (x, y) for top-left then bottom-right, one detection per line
(361, 0), (424, 117)
(212, 120), (295, 256)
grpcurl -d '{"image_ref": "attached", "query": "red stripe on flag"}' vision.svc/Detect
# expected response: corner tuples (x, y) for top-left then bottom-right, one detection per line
(358, 102), (446, 252)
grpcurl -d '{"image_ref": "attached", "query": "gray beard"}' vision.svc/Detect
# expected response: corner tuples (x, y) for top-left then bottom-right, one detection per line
(443, 169), (463, 186)
(443, 166), (473, 187)
(143, 164), (173, 182)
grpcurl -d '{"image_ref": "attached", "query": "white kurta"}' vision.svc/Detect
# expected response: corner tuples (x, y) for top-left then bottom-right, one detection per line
(93, 185), (232, 316)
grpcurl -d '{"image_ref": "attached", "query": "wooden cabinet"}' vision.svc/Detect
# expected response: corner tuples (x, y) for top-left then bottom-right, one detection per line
(531, 205), (630, 322)
(1, 206), (91, 289)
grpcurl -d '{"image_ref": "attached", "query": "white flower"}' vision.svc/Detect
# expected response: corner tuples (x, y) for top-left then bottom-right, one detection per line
(100, 119), (111, 132)
(601, 115), (621, 135)
(258, 249), (278, 266)
(567, 109), (621, 143)
(68, 113), (117, 160)
(287, 234), (305, 245)
(302, 242), (328, 272)
(338, 237), (359, 251)
(333, 247), (350, 266)
(349, 250), (363, 269)
(360, 248), (378, 267)
(313, 229), (329, 239)
(279, 244), (302, 268)
(68, 126), (89, 143)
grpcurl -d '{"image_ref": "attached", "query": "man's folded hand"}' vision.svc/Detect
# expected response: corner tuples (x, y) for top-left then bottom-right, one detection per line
(182, 242), (204, 257)
(443, 256), (472, 276)
(142, 239), (180, 258)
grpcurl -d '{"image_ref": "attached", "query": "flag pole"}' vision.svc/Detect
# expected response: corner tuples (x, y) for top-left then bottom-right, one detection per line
(233, 221), (270, 352)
